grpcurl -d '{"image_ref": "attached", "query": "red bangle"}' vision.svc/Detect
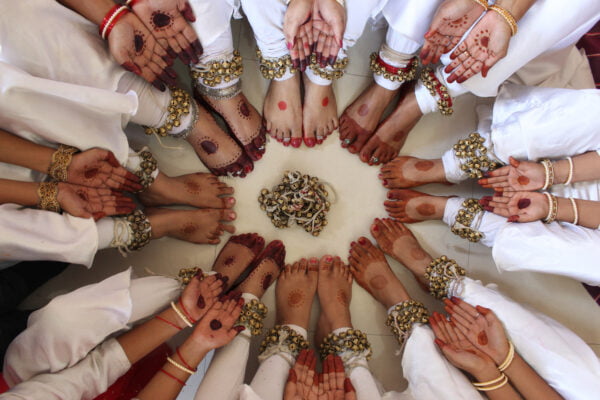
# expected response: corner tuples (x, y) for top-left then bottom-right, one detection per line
(103, 7), (130, 40)
(160, 368), (186, 386)
(375, 55), (416, 75)
(155, 315), (183, 331)
(178, 299), (197, 324)
(99, 4), (121, 36)
(176, 348), (197, 372)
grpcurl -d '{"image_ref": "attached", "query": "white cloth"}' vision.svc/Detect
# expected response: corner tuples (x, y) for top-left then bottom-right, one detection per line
(1, 269), (180, 398)
(189, 0), (241, 50)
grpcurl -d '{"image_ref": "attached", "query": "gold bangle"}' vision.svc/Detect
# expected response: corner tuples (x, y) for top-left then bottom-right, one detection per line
(471, 0), (488, 9)
(48, 145), (78, 182)
(542, 192), (557, 224)
(474, 373), (509, 391)
(166, 356), (195, 375)
(37, 182), (61, 213)
(569, 197), (579, 225)
(488, 4), (518, 36)
(498, 340), (515, 371)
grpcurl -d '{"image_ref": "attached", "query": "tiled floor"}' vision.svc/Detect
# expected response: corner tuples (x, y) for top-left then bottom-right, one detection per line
(24, 18), (600, 394)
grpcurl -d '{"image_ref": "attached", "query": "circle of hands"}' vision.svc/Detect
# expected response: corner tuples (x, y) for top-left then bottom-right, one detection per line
(284, 349), (357, 400)
(478, 156), (550, 223)
(180, 272), (246, 349)
(283, 0), (346, 71)
(421, 0), (511, 83)
(55, 148), (141, 220)
(430, 297), (511, 374)
(109, 0), (203, 90)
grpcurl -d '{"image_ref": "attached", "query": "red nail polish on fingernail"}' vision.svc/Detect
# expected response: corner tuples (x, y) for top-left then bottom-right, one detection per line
(434, 338), (445, 347)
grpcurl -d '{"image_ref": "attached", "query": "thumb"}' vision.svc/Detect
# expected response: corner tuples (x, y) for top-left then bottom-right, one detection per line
(283, 18), (303, 50)
(509, 156), (520, 168)
(180, 1), (196, 22)
(329, 16), (345, 49)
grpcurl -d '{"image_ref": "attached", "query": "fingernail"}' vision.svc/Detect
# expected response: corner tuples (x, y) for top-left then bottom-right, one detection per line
(235, 325), (246, 333)
(450, 296), (460, 305)
(287, 42), (292, 50)
(507, 215), (519, 222)
(484, 206), (494, 212)
(387, 192), (395, 199)
(434, 338), (445, 347)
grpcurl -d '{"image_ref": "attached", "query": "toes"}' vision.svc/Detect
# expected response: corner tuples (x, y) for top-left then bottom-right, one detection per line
(230, 233), (265, 257)
(360, 141), (378, 165)
(219, 209), (237, 221)
(220, 224), (235, 234)
(320, 255), (334, 273)
(261, 240), (286, 269)
(291, 260), (301, 273)
(222, 197), (236, 208)
(300, 257), (310, 272)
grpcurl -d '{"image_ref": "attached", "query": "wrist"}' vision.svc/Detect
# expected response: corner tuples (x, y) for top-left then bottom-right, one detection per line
(163, 307), (190, 330)
(556, 197), (575, 223)
(472, 362), (502, 382)
(180, 335), (212, 359)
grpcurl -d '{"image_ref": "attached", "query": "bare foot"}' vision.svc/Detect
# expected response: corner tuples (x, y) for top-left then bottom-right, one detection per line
(146, 207), (236, 244)
(370, 218), (432, 288)
(359, 90), (422, 166)
(263, 75), (303, 147)
(384, 189), (448, 223)
(348, 237), (409, 309)
(187, 101), (254, 177)
(140, 172), (235, 209)
(317, 256), (353, 330)
(379, 157), (449, 189)
(197, 91), (267, 161)
(302, 76), (338, 147)
(339, 81), (397, 154)
(212, 233), (265, 291)
(276, 258), (318, 328)
(237, 240), (286, 298)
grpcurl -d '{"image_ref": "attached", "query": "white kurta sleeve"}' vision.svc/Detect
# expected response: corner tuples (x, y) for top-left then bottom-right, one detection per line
(0, 339), (131, 400)
(452, 277), (600, 400)
(0, 203), (99, 268)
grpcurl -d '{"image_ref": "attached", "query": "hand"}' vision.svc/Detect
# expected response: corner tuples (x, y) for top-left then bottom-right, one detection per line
(481, 191), (548, 223)
(430, 311), (496, 375)
(443, 297), (510, 365)
(445, 9), (512, 83)
(290, 19), (315, 71)
(312, 0), (345, 65)
(420, 0), (486, 65)
(109, 12), (178, 91)
(321, 354), (356, 400)
(56, 182), (136, 220)
(178, 272), (228, 325)
(284, 349), (320, 400)
(284, 0), (314, 70)
(478, 156), (545, 192)
(189, 294), (244, 350)
(68, 148), (143, 192)
(129, 0), (203, 64)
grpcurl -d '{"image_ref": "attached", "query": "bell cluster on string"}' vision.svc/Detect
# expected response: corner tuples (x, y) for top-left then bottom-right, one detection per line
(258, 171), (331, 236)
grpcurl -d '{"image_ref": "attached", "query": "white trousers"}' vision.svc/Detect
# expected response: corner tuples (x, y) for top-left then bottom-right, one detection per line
(1, 269), (180, 399)
(440, 84), (600, 285)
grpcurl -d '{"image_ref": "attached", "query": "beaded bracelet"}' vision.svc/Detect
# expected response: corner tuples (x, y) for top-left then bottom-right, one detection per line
(48, 145), (78, 182)
(424, 255), (466, 299)
(369, 54), (418, 83)
(190, 51), (243, 87)
(451, 198), (485, 243)
(420, 68), (453, 116)
(453, 132), (502, 179)
(37, 182), (61, 213)
(488, 4), (518, 36)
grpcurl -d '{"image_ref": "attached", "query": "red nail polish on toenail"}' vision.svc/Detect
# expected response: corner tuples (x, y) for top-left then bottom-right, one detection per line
(382, 179), (388, 186)
(378, 173), (383, 179)
(310, 257), (318, 263)
(304, 137), (316, 147)
(358, 238), (367, 245)
(387, 192), (395, 199)
(349, 145), (356, 152)
(351, 241), (356, 247)
(244, 165), (253, 173)
(291, 138), (302, 148)
(325, 256), (333, 262)
(372, 224), (379, 232)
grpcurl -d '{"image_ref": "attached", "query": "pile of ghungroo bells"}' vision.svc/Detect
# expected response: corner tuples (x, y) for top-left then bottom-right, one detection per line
(258, 171), (331, 236)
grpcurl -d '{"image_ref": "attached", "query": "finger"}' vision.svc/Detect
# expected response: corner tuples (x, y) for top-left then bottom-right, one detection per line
(444, 298), (477, 324)
(344, 378), (357, 399)
(93, 212), (106, 221)
(181, 1), (196, 22)
(431, 312), (450, 342)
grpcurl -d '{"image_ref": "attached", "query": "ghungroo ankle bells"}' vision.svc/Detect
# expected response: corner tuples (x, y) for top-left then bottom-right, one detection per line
(257, 50), (297, 80)
(319, 329), (372, 361)
(190, 51), (243, 87)
(124, 210), (152, 251)
(144, 88), (196, 139)
(236, 299), (268, 336)
(37, 182), (61, 213)
(48, 145), (78, 182)
(454, 132), (501, 179)
(259, 325), (309, 361)
(370, 54), (418, 83)
(387, 300), (429, 346)
(424, 255), (466, 299)
(309, 55), (348, 80)
(420, 68), (453, 115)
(177, 267), (202, 285)
(133, 150), (158, 190)
(451, 198), (484, 242)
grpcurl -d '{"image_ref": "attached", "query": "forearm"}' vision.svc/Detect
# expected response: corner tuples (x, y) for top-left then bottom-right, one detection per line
(57, 0), (116, 25)
(553, 152), (600, 185)
(472, 364), (523, 400)
(0, 180), (40, 206)
(136, 338), (211, 400)
(555, 197), (600, 229)
(502, 354), (563, 400)
(116, 307), (188, 365)
(0, 129), (54, 173)
(494, 0), (537, 20)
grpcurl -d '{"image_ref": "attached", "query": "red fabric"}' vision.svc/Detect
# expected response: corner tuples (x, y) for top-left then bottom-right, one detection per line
(0, 373), (9, 393)
(94, 344), (171, 400)
(577, 20), (600, 88)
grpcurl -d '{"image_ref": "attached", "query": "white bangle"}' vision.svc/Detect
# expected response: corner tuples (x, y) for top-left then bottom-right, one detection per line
(564, 156), (574, 185)
(540, 159), (554, 190)
(569, 197), (579, 225)
(166, 357), (196, 375)
(170, 301), (193, 328)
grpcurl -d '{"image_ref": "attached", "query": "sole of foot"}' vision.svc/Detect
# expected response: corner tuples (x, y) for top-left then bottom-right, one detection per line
(212, 233), (265, 292)
(339, 81), (398, 154)
(379, 157), (449, 189)
(384, 189), (448, 223)
(275, 258), (318, 328)
(263, 75), (303, 148)
(348, 237), (409, 309)
(146, 207), (235, 244)
(236, 240), (286, 298)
